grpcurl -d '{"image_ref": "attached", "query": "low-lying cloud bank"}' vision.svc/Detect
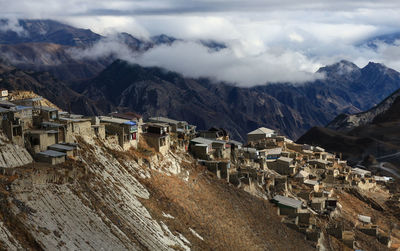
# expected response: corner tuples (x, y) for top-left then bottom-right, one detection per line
(67, 35), (400, 87)
(68, 37), (324, 86)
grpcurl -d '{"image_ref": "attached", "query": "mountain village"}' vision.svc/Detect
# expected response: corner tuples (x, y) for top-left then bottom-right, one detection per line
(0, 89), (399, 250)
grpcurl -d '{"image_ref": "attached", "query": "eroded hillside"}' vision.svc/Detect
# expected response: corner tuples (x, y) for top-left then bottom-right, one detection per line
(0, 132), (314, 250)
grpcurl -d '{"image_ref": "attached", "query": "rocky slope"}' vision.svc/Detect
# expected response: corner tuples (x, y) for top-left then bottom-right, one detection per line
(0, 43), (111, 82)
(298, 84), (400, 169)
(0, 133), (32, 168)
(0, 133), (314, 250)
(327, 88), (400, 132)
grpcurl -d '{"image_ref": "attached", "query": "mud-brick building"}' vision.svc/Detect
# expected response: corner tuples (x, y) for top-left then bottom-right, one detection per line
(59, 117), (92, 143)
(142, 122), (170, 154)
(247, 127), (276, 143)
(272, 195), (303, 216)
(35, 150), (66, 165)
(99, 116), (139, 150)
(26, 130), (58, 153)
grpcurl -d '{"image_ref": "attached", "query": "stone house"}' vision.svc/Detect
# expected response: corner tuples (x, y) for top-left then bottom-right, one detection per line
(241, 147), (259, 160)
(142, 122), (170, 154)
(259, 147), (282, 160)
(26, 130), (58, 153)
(308, 159), (330, 169)
(190, 137), (231, 160)
(48, 143), (76, 157)
(148, 116), (196, 136)
(90, 117), (106, 140)
(1, 109), (26, 146)
(58, 117), (93, 142)
(12, 96), (43, 107)
(269, 157), (296, 176)
(190, 137), (214, 159)
(35, 150), (66, 165)
(272, 195), (303, 216)
(198, 127), (229, 141)
(351, 167), (371, 178)
(99, 116), (139, 150)
(36, 106), (59, 122)
(310, 197), (326, 212)
(247, 127), (276, 143)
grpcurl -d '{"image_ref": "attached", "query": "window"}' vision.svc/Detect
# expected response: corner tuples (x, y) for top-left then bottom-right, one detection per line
(12, 127), (22, 136)
(160, 137), (166, 146)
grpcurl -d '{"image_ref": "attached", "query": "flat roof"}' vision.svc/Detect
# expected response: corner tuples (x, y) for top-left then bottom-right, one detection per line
(99, 116), (136, 125)
(149, 116), (187, 125)
(278, 156), (293, 163)
(48, 144), (74, 151)
(260, 147), (282, 155)
(191, 137), (214, 145)
(60, 142), (78, 148)
(295, 170), (310, 178)
(27, 130), (58, 135)
(144, 122), (169, 128)
(304, 179), (319, 186)
(0, 107), (9, 113)
(242, 147), (258, 153)
(0, 100), (16, 108)
(308, 159), (329, 164)
(37, 106), (58, 112)
(352, 167), (371, 175)
(15, 105), (33, 111)
(109, 112), (142, 120)
(59, 117), (90, 123)
(37, 150), (66, 157)
(42, 122), (63, 128)
(272, 195), (302, 209)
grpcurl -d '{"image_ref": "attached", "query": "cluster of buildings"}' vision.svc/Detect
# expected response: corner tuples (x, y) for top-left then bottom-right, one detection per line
(0, 89), (396, 248)
(0, 90), (197, 165)
(188, 126), (395, 248)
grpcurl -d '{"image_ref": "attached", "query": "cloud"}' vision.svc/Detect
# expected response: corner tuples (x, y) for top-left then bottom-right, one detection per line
(0, 18), (27, 36)
(136, 41), (325, 85)
(2, 0), (400, 85)
(68, 37), (323, 86)
(67, 35), (138, 60)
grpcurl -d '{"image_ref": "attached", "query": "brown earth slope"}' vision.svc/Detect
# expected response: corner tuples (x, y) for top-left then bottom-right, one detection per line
(0, 134), (314, 250)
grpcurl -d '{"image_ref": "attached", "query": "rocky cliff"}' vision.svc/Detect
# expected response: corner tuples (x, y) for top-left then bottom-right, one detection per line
(0, 133), (32, 168)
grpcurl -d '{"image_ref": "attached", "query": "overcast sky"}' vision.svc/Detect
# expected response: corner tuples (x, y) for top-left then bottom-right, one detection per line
(1, 0), (400, 85)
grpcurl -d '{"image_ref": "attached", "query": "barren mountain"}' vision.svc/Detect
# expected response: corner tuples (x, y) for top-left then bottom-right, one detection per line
(0, 19), (102, 46)
(76, 59), (400, 141)
(0, 63), (113, 115)
(0, 131), (314, 250)
(298, 85), (400, 169)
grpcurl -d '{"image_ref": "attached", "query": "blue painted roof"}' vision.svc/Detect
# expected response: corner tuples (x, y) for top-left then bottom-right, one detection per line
(124, 121), (136, 126)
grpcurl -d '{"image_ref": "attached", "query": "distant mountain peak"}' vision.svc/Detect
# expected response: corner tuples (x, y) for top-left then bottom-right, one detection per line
(0, 19), (102, 47)
(318, 60), (359, 72)
(363, 61), (387, 71)
(317, 60), (360, 80)
(150, 34), (179, 45)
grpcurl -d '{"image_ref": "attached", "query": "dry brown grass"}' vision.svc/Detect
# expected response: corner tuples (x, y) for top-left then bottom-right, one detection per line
(139, 166), (314, 251)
